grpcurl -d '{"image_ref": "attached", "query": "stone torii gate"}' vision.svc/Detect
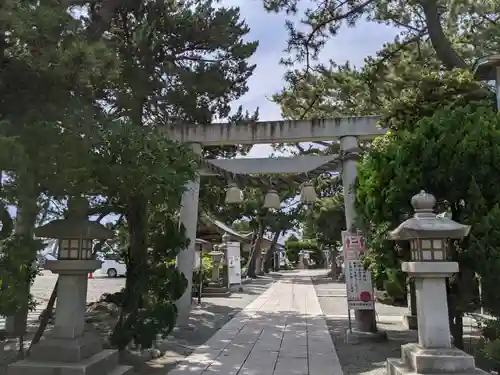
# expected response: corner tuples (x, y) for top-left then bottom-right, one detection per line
(167, 116), (385, 333)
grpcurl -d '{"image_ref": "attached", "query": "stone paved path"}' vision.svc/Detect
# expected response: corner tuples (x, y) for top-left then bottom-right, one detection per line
(167, 270), (343, 375)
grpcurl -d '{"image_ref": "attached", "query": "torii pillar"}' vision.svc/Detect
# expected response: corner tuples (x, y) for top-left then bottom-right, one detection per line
(340, 136), (378, 334)
(176, 143), (202, 322)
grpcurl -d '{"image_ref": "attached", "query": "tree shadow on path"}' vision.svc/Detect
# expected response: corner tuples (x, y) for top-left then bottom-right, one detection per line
(124, 275), (278, 375)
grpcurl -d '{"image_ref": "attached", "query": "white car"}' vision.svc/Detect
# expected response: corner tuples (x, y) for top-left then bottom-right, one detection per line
(99, 259), (127, 278)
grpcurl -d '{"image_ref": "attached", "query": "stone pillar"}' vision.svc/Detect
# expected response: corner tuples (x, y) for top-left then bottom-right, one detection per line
(211, 261), (220, 283)
(274, 251), (280, 271)
(176, 143), (202, 320)
(340, 136), (358, 232)
(297, 252), (304, 269)
(340, 135), (377, 334)
(415, 276), (451, 348)
(52, 272), (88, 339)
(254, 251), (262, 275)
(258, 251), (266, 275)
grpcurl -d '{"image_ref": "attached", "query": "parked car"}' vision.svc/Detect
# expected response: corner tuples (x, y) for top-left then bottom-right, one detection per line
(36, 253), (57, 268)
(99, 259), (127, 278)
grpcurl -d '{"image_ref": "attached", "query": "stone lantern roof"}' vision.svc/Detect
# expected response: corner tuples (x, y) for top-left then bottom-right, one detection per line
(474, 54), (500, 81)
(34, 197), (114, 240)
(389, 191), (471, 240)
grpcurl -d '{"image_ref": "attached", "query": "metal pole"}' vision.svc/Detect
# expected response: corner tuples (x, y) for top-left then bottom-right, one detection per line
(477, 273), (484, 315)
(197, 252), (203, 304)
(347, 308), (353, 333)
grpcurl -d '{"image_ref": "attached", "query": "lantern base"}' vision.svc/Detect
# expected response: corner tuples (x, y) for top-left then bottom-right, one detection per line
(9, 325), (133, 375)
(346, 327), (388, 344)
(387, 343), (486, 375)
(402, 314), (418, 330)
(7, 349), (133, 375)
(29, 330), (102, 362)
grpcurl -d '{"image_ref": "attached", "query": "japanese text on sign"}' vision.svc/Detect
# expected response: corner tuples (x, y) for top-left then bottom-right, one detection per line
(342, 231), (374, 310)
(344, 234), (366, 261)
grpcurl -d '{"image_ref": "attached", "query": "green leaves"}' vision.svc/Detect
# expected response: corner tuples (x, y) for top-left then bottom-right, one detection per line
(302, 182), (346, 248)
(263, 0), (500, 73)
(356, 89), (500, 288)
(91, 121), (196, 207)
(96, 0), (257, 124)
(0, 234), (43, 316)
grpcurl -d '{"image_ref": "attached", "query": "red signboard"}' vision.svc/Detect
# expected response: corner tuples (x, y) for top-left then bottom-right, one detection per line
(345, 235), (365, 251)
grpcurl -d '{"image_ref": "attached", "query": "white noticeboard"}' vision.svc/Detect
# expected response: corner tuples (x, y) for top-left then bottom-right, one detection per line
(226, 241), (242, 285)
(342, 231), (374, 310)
(193, 250), (201, 270)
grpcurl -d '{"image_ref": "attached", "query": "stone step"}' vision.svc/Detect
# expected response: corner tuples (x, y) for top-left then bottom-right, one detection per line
(109, 365), (134, 375)
(8, 349), (119, 375)
(201, 290), (231, 297)
(203, 287), (229, 291)
(202, 287), (230, 297)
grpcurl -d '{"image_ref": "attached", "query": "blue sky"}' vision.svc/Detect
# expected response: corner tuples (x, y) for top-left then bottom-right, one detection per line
(227, 0), (399, 158)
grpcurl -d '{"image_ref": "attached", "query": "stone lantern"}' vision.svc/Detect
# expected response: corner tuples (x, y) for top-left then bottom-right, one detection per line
(209, 245), (224, 283)
(221, 232), (230, 245)
(220, 233), (230, 265)
(9, 197), (132, 375)
(386, 191), (485, 375)
(203, 244), (230, 297)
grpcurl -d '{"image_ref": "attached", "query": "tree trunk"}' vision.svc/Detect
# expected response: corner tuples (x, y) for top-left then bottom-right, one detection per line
(263, 231), (280, 273)
(447, 278), (464, 349)
(420, 0), (468, 70)
(6, 196), (38, 341)
(27, 278), (58, 355)
(247, 225), (265, 279)
(112, 196), (149, 350)
(329, 254), (337, 280)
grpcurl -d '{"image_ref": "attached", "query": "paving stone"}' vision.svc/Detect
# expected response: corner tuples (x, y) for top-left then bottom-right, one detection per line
(273, 357), (308, 375)
(165, 270), (344, 375)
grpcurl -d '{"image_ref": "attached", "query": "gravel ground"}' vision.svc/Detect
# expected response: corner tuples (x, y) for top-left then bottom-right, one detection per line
(312, 275), (418, 375)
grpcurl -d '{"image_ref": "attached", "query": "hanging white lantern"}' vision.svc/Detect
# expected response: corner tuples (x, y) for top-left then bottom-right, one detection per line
(300, 181), (317, 203)
(263, 189), (281, 209)
(225, 183), (244, 204)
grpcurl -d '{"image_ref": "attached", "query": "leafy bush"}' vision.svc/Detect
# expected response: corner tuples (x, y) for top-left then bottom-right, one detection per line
(382, 268), (406, 304)
(0, 234), (42, 317)
(109, 216), (188, 351)
(192, 253), (213, 296)
(475, 319), (500, 372)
